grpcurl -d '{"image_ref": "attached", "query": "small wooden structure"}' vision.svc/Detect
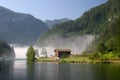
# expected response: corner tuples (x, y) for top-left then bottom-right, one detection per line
(54, 49), (71, 58)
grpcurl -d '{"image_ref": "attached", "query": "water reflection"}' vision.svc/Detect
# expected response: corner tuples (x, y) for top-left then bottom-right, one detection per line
(69, 64), (94, 80)
(92, 64), (120, 80)
(27, 62), (35, 80)
(0, 61), (14, 80)
(34, 62), (58, 80)
(0, 61), (120, 80)
(58, 64), (70, 80)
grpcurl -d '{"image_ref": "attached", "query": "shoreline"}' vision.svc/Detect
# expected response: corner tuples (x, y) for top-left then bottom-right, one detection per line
(36, 58), (120, 64)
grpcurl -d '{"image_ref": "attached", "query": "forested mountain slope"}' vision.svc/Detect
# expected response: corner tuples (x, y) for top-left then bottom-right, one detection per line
(37, 0), (120, 48)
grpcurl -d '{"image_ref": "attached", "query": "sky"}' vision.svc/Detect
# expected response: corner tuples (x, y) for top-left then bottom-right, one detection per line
(0, 0), (107, 21)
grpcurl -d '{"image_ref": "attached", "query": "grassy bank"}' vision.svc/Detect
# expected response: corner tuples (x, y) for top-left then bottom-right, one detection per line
(36, 54), (120, 64)
(36, 52), (120, 64)
(60, 57), (120, 64)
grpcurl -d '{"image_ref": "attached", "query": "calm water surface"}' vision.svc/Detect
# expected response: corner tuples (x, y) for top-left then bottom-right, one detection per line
(0, 61), (120, 80)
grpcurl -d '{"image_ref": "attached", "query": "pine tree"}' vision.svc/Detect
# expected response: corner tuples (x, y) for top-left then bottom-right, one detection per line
(26, 46), (35, 62)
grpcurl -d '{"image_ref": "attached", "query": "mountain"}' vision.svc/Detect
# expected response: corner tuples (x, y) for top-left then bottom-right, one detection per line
(95, 12), (120, 54)
(0, 40), (15, 58)
(39, 0), (120, 38)
(37, 0), (120, 51)
(0, 6), (48, 45)
(44, 18), (71, 28)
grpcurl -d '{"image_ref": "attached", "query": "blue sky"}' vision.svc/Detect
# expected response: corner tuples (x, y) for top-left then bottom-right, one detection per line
(0, 0), (107, 21)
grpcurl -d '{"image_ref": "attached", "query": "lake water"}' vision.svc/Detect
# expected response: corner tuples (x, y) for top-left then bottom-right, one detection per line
(0, 61), (120, 80)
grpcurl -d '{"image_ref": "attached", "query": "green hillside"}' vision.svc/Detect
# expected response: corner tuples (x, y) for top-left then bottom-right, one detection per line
(37, 0), (120, 55)
(38, 0), (120, 39)
(96, 12), (120, 54)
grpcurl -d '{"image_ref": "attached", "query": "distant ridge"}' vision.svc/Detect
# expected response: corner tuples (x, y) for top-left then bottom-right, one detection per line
(44, 18), (71, 28)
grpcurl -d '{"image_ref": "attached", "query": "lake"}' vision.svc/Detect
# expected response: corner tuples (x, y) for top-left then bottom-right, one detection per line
(0, 61), (120, 80)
